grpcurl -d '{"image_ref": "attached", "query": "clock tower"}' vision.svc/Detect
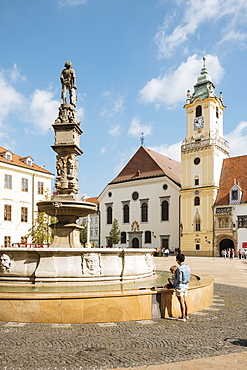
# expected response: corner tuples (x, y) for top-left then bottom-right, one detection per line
(180, 57), (229, 256)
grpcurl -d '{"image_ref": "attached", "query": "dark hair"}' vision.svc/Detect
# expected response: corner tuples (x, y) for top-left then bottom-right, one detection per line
(176, 253), (185, 263)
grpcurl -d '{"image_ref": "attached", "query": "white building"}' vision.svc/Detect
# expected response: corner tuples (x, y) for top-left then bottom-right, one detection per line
(78, 197), (100, 247)
(0, 147), (54, 247)
(98, 146), (181, 250)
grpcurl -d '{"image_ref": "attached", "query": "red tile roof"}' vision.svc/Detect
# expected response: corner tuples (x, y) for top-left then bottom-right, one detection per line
(0, 146), (53, 175)
(85, 196), (99, 205)
(215, 155), (247, 205)
(110, 146), (181, 186)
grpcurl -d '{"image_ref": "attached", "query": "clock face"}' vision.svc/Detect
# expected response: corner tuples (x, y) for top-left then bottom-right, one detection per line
(194, 116), (204, 130)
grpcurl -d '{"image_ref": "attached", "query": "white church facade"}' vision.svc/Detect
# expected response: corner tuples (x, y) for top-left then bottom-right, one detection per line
(98, 146), (181, 250)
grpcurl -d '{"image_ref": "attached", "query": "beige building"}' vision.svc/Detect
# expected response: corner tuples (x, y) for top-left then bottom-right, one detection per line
(98, 146), (181, 250)
(180, 59), (229, 256)
(0, 147), (54, 247)
(214, 155), (247, 255)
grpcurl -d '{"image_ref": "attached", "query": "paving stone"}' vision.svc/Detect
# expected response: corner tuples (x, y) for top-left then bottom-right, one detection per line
(0, 284), (246, 370)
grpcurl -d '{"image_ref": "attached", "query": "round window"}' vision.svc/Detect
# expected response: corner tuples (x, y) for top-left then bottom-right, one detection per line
(132, 191), (139, 201)
(163, 184), (168, 190)
(108, 192), (112, 197)
(194, 157), (200, 165)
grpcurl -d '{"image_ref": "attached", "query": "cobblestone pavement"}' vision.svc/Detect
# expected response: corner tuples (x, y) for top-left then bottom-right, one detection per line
(0, 283), (246, 370)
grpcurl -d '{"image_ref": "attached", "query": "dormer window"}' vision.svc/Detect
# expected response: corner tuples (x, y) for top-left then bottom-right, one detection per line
(20, 156), (33, 166)
(4, 151), (12, 161)
(196, 105), (202, 117)
(229, 181), (242, 205)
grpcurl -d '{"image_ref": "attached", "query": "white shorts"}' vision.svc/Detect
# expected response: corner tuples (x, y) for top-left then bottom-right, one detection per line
(175, 288), (188, 297)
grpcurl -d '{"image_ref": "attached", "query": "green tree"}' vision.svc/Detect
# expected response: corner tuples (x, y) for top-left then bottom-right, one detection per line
(25, 211), (56, 245)
(108, 218), (121, 247)
(80, 219), (87, 246)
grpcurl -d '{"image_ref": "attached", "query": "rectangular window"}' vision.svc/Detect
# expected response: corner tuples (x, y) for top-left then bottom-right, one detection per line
(4, 236), (11, 247)
(195, 244), (200, 250)
(21, 178), (28, 192)
(4, 205), (11, 221)
(4, 174), (12, 189)
(232, 190), (238, 200)
(218, 217), (229, 228)
(38, 181), (44, 195)
(238, 216), (247, 228)
(21, 207), (28, 222)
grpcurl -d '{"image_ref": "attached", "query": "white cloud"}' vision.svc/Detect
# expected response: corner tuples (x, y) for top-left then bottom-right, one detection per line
(225, 121), (247, 157)
(27, 89), (59, 133)
(9, 63), (26, 83)
(149, 142), (182, 162)
(57, 0), (87, 7)
(139, 54), (224, 108)
(0, 67), (25, 126)
(155, 0), (247, 58)
(128, 117), (153, 138)
(99, 91), (125, 118)
(108, 124), (120, 137)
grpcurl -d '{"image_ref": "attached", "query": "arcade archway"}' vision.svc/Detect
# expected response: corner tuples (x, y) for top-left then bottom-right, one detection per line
(219, 238), (234, 254)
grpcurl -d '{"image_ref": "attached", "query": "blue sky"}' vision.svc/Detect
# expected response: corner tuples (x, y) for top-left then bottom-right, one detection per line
(1, 0), (247, 197)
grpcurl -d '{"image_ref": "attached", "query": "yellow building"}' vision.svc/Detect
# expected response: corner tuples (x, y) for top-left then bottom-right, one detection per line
(180, 58), (229, 256)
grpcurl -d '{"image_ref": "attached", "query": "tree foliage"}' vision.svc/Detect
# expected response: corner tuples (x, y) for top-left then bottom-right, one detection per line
(25, 212), (56, 244)
(108, 218), (121, 247)
(80, 219), (88, 246)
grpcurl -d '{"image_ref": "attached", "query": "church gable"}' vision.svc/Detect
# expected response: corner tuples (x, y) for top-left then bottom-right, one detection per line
(110, 146), (181, 186)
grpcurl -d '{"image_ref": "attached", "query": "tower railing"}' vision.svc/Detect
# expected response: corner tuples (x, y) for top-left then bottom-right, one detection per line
(181, 136), (229, 154)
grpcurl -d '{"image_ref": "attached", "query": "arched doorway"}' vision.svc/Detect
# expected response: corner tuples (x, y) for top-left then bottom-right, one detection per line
(132, 237), (139, 248)
(219, 238), (234, 254)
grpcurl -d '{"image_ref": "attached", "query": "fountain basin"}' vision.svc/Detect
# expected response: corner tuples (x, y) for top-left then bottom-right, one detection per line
(0, 248), (155, 283)
(0, 272), (213, 323)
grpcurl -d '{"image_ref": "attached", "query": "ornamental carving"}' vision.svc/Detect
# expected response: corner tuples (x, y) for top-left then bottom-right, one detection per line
(54, 104), (77, 124)
(145, 254), (152, 271)
(131, 220), (140, 231)
(55, 154), (79, 194)
(81, 253), (102, 276)
(0, 254), (12, 273)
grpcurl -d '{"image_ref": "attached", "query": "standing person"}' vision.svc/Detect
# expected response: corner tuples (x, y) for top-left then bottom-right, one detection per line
(238, 249), (242, 259)
(173, 254), (190, 322)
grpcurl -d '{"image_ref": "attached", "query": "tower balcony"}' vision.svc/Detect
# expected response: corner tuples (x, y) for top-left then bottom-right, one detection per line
(181, 136), (229, 155)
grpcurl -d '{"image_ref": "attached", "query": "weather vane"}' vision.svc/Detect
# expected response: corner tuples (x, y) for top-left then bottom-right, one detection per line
(140, 132), (145, 146)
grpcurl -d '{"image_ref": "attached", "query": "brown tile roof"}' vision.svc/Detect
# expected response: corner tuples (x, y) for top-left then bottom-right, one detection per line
(85, 196), (99, 205)
(110, 146), (181, 186)
(215, 155), (247, 205)
(0, 146), (53, 175)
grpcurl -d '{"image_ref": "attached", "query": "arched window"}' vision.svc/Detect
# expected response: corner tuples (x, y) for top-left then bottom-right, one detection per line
(195, 177), (199, 186)
(161, 200), (169, 221)
(121, 231), (126, 244)
(106, 206), (112, 224)
(123, 204), (129, 223)
(145, 231), (151, 244)
(141, 202), (148, 222)
(194, 196), (200, 206)
(216, 106), (219, 118)
(196, 105), (202, 117)
(194, 212), (201, 232)
(196, 219), (201, 231)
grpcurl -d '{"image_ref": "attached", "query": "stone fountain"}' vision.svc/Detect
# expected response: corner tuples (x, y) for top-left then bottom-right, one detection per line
(0, 62), (213, 323)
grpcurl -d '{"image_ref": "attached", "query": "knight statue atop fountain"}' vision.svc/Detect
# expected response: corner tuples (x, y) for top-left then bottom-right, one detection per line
(60, 61), (77, 106)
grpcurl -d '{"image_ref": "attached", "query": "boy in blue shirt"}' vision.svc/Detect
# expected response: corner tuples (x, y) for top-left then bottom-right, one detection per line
(173, 253), (190, 322)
